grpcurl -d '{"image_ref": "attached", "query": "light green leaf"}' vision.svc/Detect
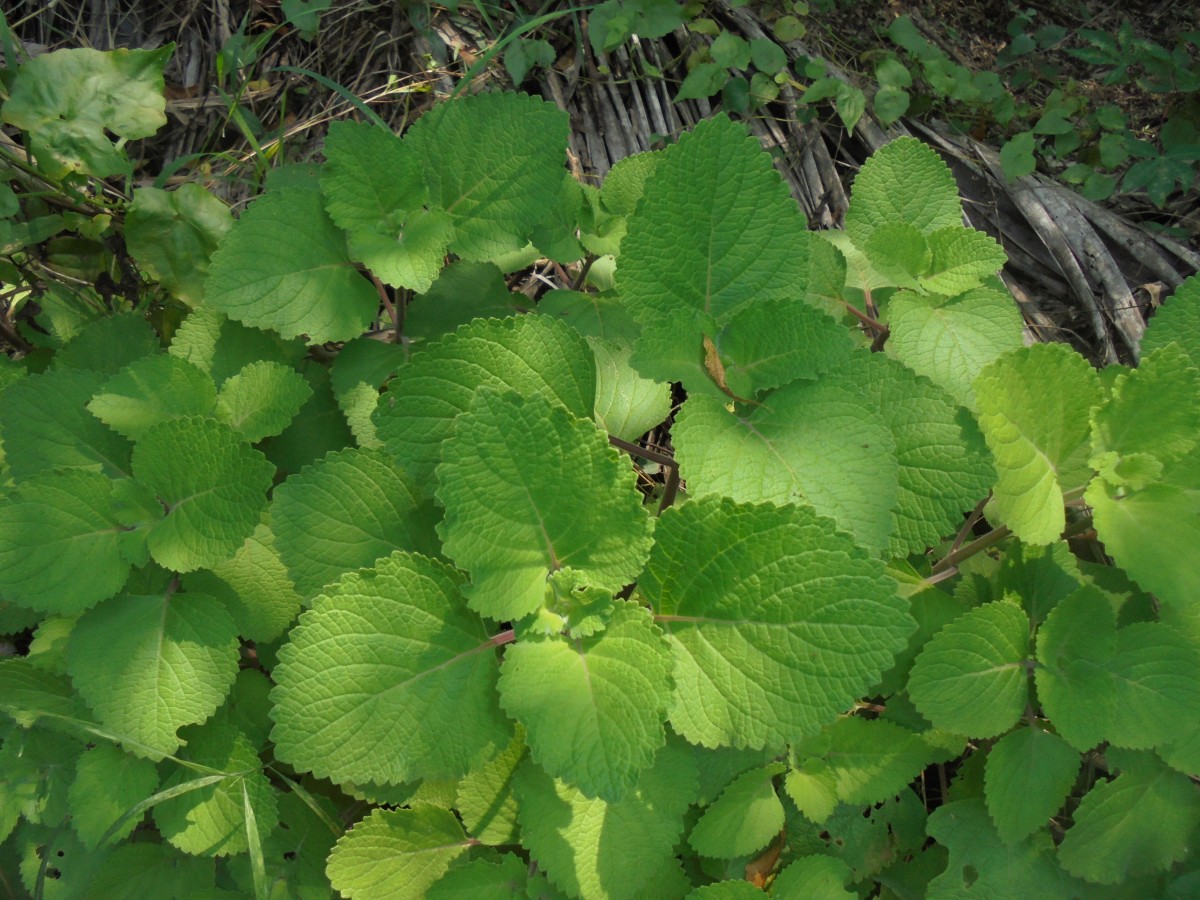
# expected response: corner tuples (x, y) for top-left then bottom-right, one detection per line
(0, 658), (92, 728)
(926, 799), (1078, 897)
(676, 62), (729, 100)
(673, 379), (898, 554)
(320, 120), (424, 236)
(864, 221), (929, 287)
(133, 416), (274, 572)
(1140, 273), (1200, 363)
(1, 368), (133, 480)
(429, 852), (530, 899)
(589, 338), (671, 442)
(405, 92), (569, 261)
(68, 744), (159, 849)
(270, 552), (512, 785)
(973, 343), (1103, 543)
(436, 390), (653, 622)
(689, 763), (785, 858)
(328, 336), (405, 447)
(514, 740), (698, 900)
(125, 185), (234, 306)
(455, 732), (526, 845)
(1, 46), (171, 178)
(908, 600), (1030, 738)
(498, 602), (671, 801)
(327, 805), (472, 900)
(919, 226), (1008, 295)
(87, 354), (216, 440)
(0, 471), (131, 614)
(182, 522), (303, 643)
(983, 726), (1079, 844)
(844, 136), (962, 248)
(153, 721), (277, 856)
(205, 187), (380, 343)
(771, 856), (855, 898)
(214, 360), (312, 442)
(600, 151), (661, 218)
(641, 497), (913, 749)
(170, 306), (307, 388)
(886, 286), (1025, 408)
(271, 446), (439, 599)
(352, 205), (456, 293)
(783, 761), (840, 824)
(374, 315), (595, 486)
(618, 114), (819, 393)
(1058, 753), (1200, 884)
(66, 591), (240, 758)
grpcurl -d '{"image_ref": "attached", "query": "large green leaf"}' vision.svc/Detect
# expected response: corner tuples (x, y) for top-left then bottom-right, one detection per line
(327, 805), (473, 900)
(640, 497), (913, 749)
(455, 732), (525, 845)
(514, 740), (698, 900)
(983, 725), (1079, 844)
(1, 46), (171, 178)
(1140, 273), (1200, 363)
(87, 354), (216, 440)
(436, 390), (653, 622)
(405, 91), (569, 261)
(270, 552), (512, 786)
(270, 447), (439, 598)
(373, 315), (595, 486)
(132, 416), (274, 572)
(68, 744), (160, 849)
(204, 187), (380, 342)
(907, 600), (1030, 738)
(213, 360), (312, 442)
(66, 590), (240, 758)
(973, 343), (1102, 544)
(688, 763), (786, 859)
(0, 470), (132, 615)
(498, 602), (672, 802)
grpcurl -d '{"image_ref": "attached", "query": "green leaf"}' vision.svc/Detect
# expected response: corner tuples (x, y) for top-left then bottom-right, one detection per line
(66, 591), (240, 758)
(784, 761), (840, 824)
(1, 46), (171, 177)
(87, 354), (217, 440)
(1, 368), (133, 480)
(374, 315), (595, 486)
(0, 471), (132, 614)
(405, 261), (523, 343)
(749, 38), (787, 74)
(771, 856), (855, 898)
(405, 92), (569, 261)
(68, 744), (159, 848)
(844, 137), (962, 248)
(1058, 754), (1200, 884)
(641, 497), (914, 749)
(125, 185), (234, 307)
(205, 187), (380, 343)
(873, 84), (911, 125)
(1000, 131), (1038, 180)
(270, 552), (512, 785)
(689, 762), (785, 858)
(329, 336), (405, 447)
(983, 725), (1079, 844)
(514, 740), (698, 900)
(1141, 273), (1200, 364)
(908, 600), (1030, 738)
(429, 852), (531, 898)
(320, 120), (424, 237)
(436, 390), (653, 622)
(886, 286), (1026, 408)
(52, 311), (161, 377)
(0, 658), (92, 728)
(919, 227), (1008, 295)
(505, 36), (556, 84)
(260, 361), (355, 475)
(676, 62), (729, 100)
(973, 343), (1102, 543)
(589, 338), (672, 442)
(794, 717), (943, 807)
(133, 416), (274, 572)
(673, 377), (898, 554)
(455, 732), (526, 845)
(327, 805), (472, 900)
(271, 447), (439, 598)
(153, 721), (277, 856)
(183, 522), (303, 643)
(925, 799), (1078, 897)
(214, 360), (312, 442)
(170, 306), (307, 388)
(498, 602), (671, 801)
(618, 115), (819, 393)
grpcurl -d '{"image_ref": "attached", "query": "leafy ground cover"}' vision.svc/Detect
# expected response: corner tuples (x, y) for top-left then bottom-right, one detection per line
(1, 5), (1199, 899)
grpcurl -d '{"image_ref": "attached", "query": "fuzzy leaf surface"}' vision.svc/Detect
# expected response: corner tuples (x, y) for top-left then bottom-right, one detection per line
(455, 732), (525, 845)
(133, 416), (274, 572)
(640, 497), (913, 749)
(436, 390), (653, 622)
(405, 92), (569, 261)
(213, 360), (312, 441)
(68, 744), (160, 848)
(204, 188), (379, 342)
(87, 354), (216, 440)
(498, 602), (672, 801)
(919, 226), (1008, 295)
(0, 471), (130, 614)
(689, 762), (786, 858)
(514, 740), (698, 900)
(983, 725), (1078, 844)
(327, 805), (472, 900)
(844, 136), (962, 247)
(974, 343), (1102, 543)
(270, 552), (511, 785)
(373, 315), (595, 486)
(66, 591), (240, 758)
(1140, 273), (1200, 363)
